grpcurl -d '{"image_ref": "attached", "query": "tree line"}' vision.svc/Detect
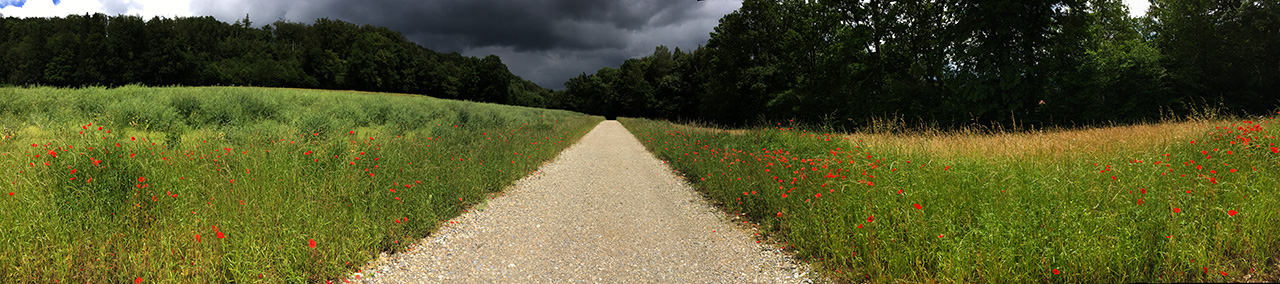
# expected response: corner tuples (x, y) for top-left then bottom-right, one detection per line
(556, 0), (1278, 129)
(4, 0), (1275, 129)
(0, 13), (553, 107)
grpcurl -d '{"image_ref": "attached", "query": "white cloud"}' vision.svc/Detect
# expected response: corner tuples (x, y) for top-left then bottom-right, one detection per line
(0, 0), (192, 19)
(125, 0), (193, 19)
(1123, 0), (1150, 17)
(1, 0), (102, 17)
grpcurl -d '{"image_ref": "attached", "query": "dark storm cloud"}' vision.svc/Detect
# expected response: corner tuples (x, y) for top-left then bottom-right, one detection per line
(189, 0), (740, 89)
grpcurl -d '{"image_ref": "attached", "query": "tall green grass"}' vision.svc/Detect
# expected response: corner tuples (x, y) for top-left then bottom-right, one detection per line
(621, 115), (1280, 283)
(0, 86), (601, 283)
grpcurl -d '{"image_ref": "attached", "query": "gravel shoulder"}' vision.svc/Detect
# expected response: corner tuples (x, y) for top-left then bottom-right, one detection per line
(356, 120), (813, 283)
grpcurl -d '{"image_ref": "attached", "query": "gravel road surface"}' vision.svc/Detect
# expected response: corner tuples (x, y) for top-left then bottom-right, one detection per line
(356, 120), (812, 283)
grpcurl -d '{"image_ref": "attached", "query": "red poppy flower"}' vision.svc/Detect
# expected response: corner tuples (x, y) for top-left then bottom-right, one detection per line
(196, 234), (201, 243)
(135, 277), (142, 283)
(217, 231), (225, 239)
(309, 239), (316, 248)
(1173, 208), (1181, 213)
(1053, 269), (1060, 275)
(913, 204), (922, 210)
(777, 212), (782, 217)
(1228, 210), (1238, 216)
(867, 215), (874, 222)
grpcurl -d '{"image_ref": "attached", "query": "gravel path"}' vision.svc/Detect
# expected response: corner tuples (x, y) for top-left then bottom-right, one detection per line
(356, 121), (813, 283)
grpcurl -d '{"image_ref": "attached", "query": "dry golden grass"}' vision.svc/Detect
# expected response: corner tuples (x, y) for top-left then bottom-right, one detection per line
(667, 121), (750, 136)
(846, 120), (1221, 160)
(648, 118), (1219, 160)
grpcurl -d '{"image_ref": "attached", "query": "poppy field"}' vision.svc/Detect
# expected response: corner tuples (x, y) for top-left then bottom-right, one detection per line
(0, 86), (600, 282)
(621, 115), (1280, 283)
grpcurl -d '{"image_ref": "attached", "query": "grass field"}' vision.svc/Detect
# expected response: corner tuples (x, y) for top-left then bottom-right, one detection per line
(0, 86), (600, 283)
(621, 115), (1280, 283)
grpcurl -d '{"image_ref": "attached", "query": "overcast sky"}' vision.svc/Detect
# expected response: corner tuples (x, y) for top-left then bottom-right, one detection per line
(2, 0), (1153, 90)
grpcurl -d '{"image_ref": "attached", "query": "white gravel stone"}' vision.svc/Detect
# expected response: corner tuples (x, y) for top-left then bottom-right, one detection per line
(355, 121), (815, 283)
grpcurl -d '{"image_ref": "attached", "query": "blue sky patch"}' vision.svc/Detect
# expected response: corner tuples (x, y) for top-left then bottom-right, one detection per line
(1, 0), (28, 8)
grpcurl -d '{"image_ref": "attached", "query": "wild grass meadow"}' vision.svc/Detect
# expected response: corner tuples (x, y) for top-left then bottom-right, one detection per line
(0, 86), (600, 282)
(622, 114), (1280, 283)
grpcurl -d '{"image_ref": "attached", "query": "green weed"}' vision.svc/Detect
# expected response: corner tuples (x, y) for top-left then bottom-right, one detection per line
(0, 86), (601, 283)
(621, 115), (1280, 283)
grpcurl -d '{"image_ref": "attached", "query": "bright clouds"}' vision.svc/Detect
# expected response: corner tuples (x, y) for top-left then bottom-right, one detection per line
(0, 0), (191, 19)
(1123, 0), (1151, 17)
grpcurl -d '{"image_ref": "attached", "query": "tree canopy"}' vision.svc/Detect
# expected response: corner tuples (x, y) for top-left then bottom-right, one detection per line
(0, 14), (553, 107)
(555, 0), (1278, 129)
(3, 1), (1276, 129)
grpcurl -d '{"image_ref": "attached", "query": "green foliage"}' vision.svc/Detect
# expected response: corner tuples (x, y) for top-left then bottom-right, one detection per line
(0, 14), (552, 107)
(1150, 0), (1279, 115)
(559, 0), (1276, 130)
(0, 86), (601, 282)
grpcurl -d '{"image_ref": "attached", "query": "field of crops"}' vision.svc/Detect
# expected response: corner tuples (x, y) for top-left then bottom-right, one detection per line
(621, 115), (1280, 283)
(0, 86), (600, 283)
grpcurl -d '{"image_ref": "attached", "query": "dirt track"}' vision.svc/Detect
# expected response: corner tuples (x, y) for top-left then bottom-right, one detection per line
(356, 120), (811, 283)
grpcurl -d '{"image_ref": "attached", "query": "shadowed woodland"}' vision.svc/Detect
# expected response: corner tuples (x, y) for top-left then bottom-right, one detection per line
(1, 0), (1277, 128)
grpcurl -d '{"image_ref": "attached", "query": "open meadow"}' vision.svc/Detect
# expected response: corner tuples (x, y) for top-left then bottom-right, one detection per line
(0, 86), (600, 283)
(621, 115), (1280, 283)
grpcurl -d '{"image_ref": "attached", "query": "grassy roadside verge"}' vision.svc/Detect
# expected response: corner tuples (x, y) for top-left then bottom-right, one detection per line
(0, 86), (601, 283)
(621, 116), (1279, 283)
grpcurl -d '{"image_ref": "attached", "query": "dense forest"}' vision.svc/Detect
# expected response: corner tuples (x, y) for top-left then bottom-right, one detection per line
(559, 0), (1279, 128)
(2, 0), (1276, 129)
(0, 14), (553, 107)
